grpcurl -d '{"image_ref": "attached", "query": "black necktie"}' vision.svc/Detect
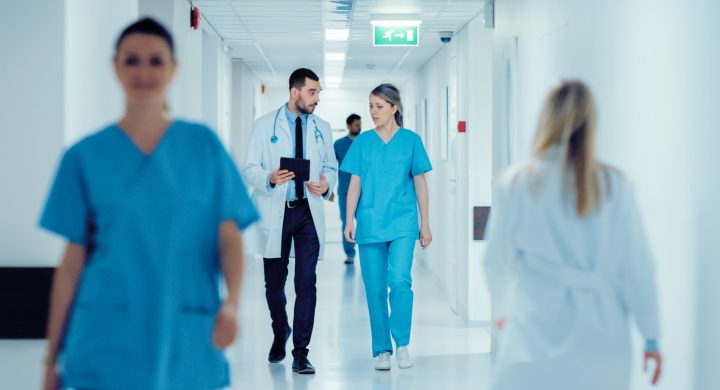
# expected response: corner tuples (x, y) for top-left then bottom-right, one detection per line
(295, 117), (304, 199)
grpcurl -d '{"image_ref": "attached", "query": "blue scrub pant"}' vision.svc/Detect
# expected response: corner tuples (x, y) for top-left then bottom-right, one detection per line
(263, 202), (320, 358)
(358, 237), (415, 357)
(337, 192), (356, 258)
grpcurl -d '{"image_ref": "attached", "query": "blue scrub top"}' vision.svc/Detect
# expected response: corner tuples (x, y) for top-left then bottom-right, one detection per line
(39, 120), (259, 389)
(340, 128), (432, 244)
(334, 135), (354, 195)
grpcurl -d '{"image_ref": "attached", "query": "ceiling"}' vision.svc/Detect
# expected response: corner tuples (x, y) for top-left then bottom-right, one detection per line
(195, 0), (487, 89)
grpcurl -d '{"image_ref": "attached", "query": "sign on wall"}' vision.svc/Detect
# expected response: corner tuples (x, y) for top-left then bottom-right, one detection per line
(372, 23), (420, 46)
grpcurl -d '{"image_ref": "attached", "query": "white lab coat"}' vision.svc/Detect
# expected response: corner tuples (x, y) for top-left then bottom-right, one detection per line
(243, 107), (338, 260)
(483, 148), (660, 390)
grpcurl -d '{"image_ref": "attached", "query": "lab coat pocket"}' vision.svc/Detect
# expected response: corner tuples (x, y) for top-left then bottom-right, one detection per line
(254, 194), (275, 229)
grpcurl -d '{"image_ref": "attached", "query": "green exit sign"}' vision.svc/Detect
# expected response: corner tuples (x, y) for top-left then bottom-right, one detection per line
(373, 25), (419, 46)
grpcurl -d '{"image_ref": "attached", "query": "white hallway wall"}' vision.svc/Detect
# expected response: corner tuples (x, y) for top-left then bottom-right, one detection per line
(230, 61), (259, 166)
(401, 14), (493, 324)
(688, 2), (720, 389)
(492, 1), (720, 389)
(0, 0), (68, 267)
(201, 29), (220, 133)
(65, 0), (138, 145)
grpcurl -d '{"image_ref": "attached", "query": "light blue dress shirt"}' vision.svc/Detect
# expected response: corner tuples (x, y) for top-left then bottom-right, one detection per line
(284, 104), (307, 201)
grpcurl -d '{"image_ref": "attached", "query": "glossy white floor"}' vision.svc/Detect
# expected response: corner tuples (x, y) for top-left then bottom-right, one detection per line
(226, 241), (491, 390)
(0, 241), (491, 389)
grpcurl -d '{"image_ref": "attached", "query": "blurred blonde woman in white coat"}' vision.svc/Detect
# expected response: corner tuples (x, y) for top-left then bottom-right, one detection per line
(484, 80), (663, 390)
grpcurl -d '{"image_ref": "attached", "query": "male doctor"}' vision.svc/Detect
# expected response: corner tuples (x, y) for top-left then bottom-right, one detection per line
(243, 68), (337, 375)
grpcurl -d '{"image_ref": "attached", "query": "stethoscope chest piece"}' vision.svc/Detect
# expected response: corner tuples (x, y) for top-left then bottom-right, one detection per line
(271, 135), (279, 144)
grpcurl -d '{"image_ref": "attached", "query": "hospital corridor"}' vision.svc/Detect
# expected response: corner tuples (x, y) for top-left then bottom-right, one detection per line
(1, 1), (719, 389)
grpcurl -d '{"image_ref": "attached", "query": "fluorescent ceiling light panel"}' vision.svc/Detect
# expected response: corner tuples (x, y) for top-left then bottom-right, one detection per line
(325, 77), (342, 84)
(326, 29), (349, 41)
(324, 52), (346, 61)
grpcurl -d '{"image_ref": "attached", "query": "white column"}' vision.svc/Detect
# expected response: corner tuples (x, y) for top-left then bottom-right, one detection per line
(0, 0), (66, 266)
(202, 29), (220, 132)
(64, 0), (139, 144)
(230, 61), (259, 165)
(691, 2), (720, 388)
(466, 16), (493, 324)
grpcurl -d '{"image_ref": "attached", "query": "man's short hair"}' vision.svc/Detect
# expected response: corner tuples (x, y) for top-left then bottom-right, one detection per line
(346, 113), (361, 126)
(289, 68), (320, 91)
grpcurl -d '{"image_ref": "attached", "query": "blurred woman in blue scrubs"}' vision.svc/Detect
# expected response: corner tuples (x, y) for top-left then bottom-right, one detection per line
(341, 83), (432, 371)
(39, 18), (258, 389)
(484, 81), (663, 389)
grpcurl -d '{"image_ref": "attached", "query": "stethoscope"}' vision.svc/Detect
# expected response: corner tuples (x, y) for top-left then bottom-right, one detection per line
(270, 107), (325, 145)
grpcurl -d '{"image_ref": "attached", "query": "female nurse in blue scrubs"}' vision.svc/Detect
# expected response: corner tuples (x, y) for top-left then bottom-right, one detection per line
(341, 83), (432, 371)
(40, 18), (259, 389)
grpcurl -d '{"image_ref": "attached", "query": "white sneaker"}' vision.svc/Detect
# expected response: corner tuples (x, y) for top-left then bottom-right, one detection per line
(374, 352), (391, 370)
(396, 346), (413, 369)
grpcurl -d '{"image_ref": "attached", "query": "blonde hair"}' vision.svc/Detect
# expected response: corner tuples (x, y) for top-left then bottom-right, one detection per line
(533, 80), (604, 217)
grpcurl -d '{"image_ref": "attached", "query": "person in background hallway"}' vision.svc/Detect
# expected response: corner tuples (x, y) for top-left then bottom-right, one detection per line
(341, 83), (432, 371)
(483, 80), (663, 390)
(334, 113), (362, 264)
(39, 18), (258, 390)
(243, 68), (338, 374)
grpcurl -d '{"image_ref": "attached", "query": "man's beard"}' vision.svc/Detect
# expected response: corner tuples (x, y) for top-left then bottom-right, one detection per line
(297, 100), (315, 114)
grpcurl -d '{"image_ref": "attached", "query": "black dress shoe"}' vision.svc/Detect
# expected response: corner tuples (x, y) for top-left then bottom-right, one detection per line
(268, 328), (291, 363)
(292, 355), (316, 374)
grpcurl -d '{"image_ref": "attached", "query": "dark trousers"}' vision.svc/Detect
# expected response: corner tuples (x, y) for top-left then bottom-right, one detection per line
(263, 202), (320, 358)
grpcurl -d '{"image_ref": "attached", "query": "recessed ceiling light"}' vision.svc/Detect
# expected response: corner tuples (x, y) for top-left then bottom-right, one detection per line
(326, 29), (349, 41)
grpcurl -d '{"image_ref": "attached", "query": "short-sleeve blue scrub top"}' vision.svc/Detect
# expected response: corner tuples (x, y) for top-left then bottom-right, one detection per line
(339, 128), (432, 245)
(39, 120), (259, 389)
(334, 136), (354, 195)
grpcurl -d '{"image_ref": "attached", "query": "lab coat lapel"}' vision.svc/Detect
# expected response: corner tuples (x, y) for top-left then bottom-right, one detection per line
(305, 115), (318, 178)
(276, 106), (294, 157)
